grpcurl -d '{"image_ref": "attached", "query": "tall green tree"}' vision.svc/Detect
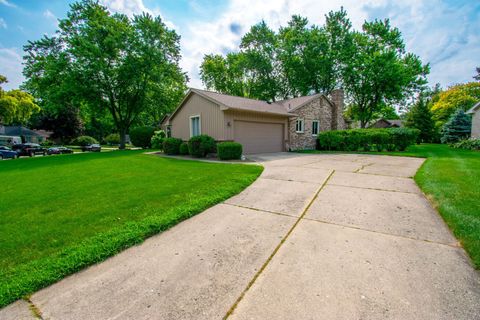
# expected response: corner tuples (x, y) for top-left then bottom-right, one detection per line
(405, 97), (436, 142)
(0, 75), (40, 125)
(342, 19), (429, 127)
(23, 0), (187, 148)
(278, 16), (334, 96)
(474, 67), (480, 81)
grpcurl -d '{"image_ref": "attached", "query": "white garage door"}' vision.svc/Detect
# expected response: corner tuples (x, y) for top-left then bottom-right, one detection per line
(234, 121), (284, 154)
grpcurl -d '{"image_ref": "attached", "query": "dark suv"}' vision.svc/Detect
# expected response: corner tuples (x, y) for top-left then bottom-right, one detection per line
(12, 143), (47, 157)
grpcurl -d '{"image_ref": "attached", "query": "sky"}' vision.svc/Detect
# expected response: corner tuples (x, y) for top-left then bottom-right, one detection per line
(0, 0), (479, 91)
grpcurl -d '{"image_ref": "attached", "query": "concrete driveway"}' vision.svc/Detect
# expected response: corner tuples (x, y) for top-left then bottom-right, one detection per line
(2, 153), (479, 319)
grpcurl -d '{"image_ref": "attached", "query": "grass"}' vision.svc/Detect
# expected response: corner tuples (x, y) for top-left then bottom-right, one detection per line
(0, 151), (262, 307)
(300, 144), (480, 269)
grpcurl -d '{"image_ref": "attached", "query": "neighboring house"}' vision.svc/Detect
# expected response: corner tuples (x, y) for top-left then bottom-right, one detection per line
(165, 88), (346, 154)
(467, 102), (480, 138)
(0, 125), (51, 144)
(370, 119), (404, 128)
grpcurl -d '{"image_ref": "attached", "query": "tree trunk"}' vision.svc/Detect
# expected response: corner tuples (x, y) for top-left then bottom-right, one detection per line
(360, 120), (367, 128)
(119, 128), (127, 150)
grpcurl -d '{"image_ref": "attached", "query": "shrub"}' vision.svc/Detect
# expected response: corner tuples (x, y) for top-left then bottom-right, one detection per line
(188, 135), (216, 157)
(317, 128), (419, 152)
(451, 138), (480, 151)
(40, 140), (54, 147)
(163, 138), (183, 155)
(441, 109), (472, 144)
(388, 128), (420, 151)
(104, 133), (120, 145)
(130, 126), (156, 148)
(217, 142), (243, 160)
(179, 142), (189, 155)
(151, 130), (166, 150)
(71, 135), (98, 146)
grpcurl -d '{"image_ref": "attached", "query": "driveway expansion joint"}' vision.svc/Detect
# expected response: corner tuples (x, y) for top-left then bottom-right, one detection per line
(327, 183), (420, 195)
(302, 217), (461, 248)
(24, 297), (43, 320)
(221, 203), (298, 219)
(223, 170), (335, 319)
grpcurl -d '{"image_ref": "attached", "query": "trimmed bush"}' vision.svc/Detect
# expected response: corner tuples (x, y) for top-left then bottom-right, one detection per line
(151, 130), (166, 150)
(130, 126), (156, 148)
(40, 140), (54, 147)
(104, 133), (120, 145)
(163, 137), (183, 155)
(451, 138), (480, 151)
(188, 135), (216, 158)
(71, 135), (98, 146)
(317, 128), (419, 152)
(217, 142), (243, 160)
(179, 142), (189, 155)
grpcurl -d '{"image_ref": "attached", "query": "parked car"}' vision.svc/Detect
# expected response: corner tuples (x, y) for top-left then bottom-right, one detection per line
(81, 144), (101, 152)
(47, 146), (73, 155)
(12, 143), (46, 157)
(0, 146), (18, 159)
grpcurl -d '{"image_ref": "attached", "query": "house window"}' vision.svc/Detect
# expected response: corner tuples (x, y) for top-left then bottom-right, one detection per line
(190, 115), (201, 137)
(295, 119), (304, 133)
(312, 120), (319, 135)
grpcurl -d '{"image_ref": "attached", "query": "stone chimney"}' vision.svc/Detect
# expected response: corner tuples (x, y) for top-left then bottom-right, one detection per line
(330, 89), (346, 130)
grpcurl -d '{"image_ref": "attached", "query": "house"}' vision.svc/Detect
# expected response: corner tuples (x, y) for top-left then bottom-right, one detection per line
(165, 88), (346, 154)
(467, 102), (480, 138)
(370, 119), (404, 128)
(0, 125), (52, 144)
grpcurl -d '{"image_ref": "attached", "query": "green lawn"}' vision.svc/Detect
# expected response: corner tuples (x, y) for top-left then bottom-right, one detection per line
(0, 151), (262, 307)
(301, 144), (480, 269)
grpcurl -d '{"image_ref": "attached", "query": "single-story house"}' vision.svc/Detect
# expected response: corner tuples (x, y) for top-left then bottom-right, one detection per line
(164, 88), (346, 154)
(467, 102), (480, 138)
(0, 125), (52, 144)
(370, 119), (404, 128)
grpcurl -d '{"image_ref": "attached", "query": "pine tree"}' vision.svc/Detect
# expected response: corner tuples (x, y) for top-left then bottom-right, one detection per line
(405, 97), (436, 142)
(441, 109), (472, 143)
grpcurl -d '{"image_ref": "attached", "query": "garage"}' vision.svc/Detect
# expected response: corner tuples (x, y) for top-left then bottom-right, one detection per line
(234, 121), (284, 154)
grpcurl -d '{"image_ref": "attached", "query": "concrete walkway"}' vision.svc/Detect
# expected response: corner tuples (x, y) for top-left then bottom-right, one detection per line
(2, 153), (479, 319)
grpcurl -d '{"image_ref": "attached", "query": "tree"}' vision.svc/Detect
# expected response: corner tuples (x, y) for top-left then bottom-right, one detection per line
(278, 16), (334, 96)
(441, 109), (471, 143)
(474, 67), (480, 81)
(405, 97), (436, 142)
(342, 19), (429, 128)
(23, 0), (187, 148)
(431, 82), (480, 129)
(0, 76), (40, 124)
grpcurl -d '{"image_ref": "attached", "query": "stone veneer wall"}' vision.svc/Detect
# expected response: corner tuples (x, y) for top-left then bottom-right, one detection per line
(288, 97), (333, 150)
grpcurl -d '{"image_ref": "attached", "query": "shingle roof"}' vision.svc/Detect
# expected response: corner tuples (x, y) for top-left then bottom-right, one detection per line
(192, 88), (293, 116)
(0, 126), (42, 137)
(276, 94), (323, 111)
(467, 101), (480, 114)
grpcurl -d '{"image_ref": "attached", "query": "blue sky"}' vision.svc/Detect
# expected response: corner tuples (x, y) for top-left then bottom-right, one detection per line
(0, 0), (479, 91)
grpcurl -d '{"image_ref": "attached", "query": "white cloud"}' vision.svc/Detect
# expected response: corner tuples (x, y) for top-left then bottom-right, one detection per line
(179, 0), (480, 89)
(43, 9), (58, 27)
(0, 48), (24, 90)
(0, 0), (16, 8)
(0, 18), (6, 29)
(100, 0), (176, 29)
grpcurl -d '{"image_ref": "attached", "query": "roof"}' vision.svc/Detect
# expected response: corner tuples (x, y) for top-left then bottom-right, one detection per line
(467, 101), (480, 114)
(0, 126), (43, 137)
(169, 88), (331, 121)
(191, 88), (293, 116)
(386, 119), (404, 127)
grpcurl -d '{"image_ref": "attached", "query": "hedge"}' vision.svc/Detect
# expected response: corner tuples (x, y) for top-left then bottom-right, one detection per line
(217, 142), (242, 160)
(163, 138), (183, 155)
(188, 135), (216, 157)
(104, 133), (120, 145)
(130, 126), (156, 148)
(317, 128), (420, 152)
(179, 142), (189, 155)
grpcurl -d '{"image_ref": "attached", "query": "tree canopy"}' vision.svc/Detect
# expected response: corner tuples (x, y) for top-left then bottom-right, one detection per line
(199, 9), (428, 127)
(0, 75), (40, 125)
(23, 0), (187, 147)
(405, 96), (436, 142)
(430, 82), (480, 129)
